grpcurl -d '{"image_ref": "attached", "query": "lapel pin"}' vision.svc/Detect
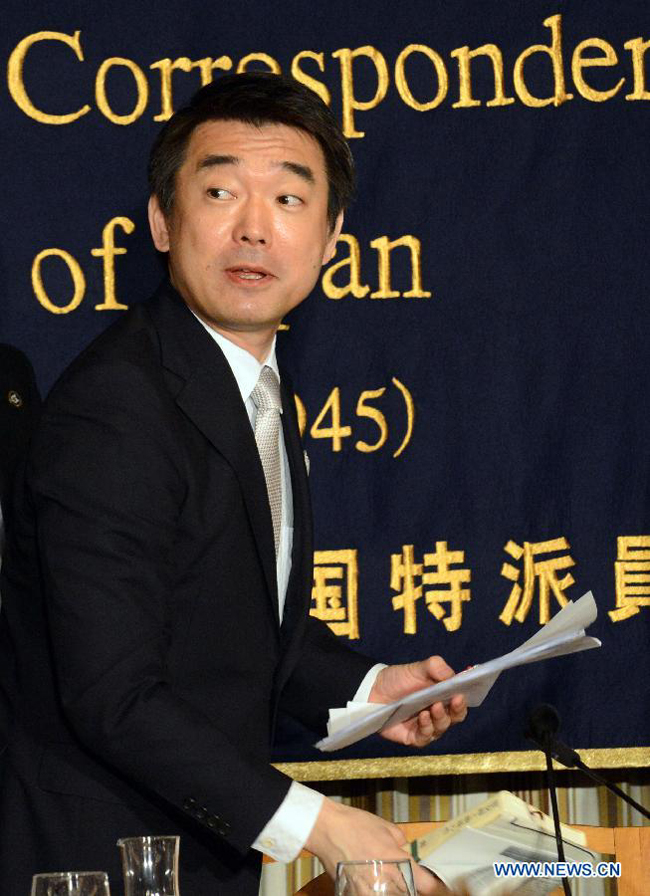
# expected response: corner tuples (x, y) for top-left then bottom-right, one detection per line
(8, 390), (23, 408)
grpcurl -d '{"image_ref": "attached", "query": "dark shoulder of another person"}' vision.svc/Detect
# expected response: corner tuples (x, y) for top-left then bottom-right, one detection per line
(0, 344), (42, 506)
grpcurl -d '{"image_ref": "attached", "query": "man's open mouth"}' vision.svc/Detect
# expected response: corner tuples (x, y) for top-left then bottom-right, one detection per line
(226, 267), (273, 281)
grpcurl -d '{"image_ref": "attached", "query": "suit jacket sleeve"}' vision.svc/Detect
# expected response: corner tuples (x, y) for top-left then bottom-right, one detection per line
(278, 615), (377, 733)
(29, 354), (292, 856)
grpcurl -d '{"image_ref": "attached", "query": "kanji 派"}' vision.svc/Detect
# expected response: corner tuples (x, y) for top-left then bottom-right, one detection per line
(500, 537), (575, 625)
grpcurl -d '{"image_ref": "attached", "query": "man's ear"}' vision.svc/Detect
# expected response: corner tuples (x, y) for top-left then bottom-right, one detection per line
(148, 194), (171, 253)
(321, 211), (344, 265)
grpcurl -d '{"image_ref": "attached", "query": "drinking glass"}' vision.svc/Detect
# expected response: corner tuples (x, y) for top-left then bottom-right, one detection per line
(335, 859), (416, 895)
(117, 835), (180, 896)
(31, 871), (111, 896)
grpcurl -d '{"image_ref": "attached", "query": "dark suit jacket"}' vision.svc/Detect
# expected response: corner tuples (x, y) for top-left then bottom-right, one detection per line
(0, 282), (374, 895)
(0, 344), (41, 516)
(0, 344), (41, 750)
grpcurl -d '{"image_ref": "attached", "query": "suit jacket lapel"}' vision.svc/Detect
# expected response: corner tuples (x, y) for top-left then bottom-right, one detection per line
(145, 282), (280, 623)
(278, 376), (313, 654)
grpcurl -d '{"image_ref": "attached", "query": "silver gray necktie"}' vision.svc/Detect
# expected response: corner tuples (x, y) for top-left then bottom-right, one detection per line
(251, 366), (282, 556)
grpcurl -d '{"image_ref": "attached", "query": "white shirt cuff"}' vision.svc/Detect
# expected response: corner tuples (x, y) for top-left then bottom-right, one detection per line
(351, 663), (387, 703)
(252, 780), (324, 862)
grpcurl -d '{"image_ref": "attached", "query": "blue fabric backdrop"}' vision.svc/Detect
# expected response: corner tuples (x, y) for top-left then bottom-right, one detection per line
(2, 0), (649, 765)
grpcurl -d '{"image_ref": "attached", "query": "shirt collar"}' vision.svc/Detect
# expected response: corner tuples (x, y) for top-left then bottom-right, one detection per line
(190, 310), (281, 408)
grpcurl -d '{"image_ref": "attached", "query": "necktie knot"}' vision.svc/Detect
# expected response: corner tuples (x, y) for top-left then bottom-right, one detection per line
(251, 366), (282, 414)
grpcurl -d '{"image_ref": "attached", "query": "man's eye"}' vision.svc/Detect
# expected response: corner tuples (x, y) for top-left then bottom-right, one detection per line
(278, 195), (302, 206)
(207, 188), (233, 200)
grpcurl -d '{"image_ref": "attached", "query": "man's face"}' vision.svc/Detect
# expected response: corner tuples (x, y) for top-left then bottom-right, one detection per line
(149, 119), (342, 344)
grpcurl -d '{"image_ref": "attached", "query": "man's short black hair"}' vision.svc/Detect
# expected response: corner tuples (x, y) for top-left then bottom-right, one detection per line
(148, 71), (354, 232)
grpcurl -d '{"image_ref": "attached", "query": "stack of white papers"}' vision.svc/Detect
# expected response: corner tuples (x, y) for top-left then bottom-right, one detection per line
(316, 591), (600, 752)
(412, 790), (598, 895)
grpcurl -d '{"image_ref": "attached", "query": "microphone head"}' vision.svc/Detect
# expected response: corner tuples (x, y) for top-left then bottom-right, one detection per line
(525, 703), (560, 747)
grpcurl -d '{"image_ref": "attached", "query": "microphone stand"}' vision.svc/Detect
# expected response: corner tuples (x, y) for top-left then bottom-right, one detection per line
(541, 734), (572, 896)
(527, 704), (650, 895)
(526, 705), (573, 895)
(545, 738), (650, 821)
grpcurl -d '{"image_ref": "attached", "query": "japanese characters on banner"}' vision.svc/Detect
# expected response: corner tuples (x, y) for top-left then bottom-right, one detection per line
(2, 0), (649, 766)
(311, 536), (650, 641)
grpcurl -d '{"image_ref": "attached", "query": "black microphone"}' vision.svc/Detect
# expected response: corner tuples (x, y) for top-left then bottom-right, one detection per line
(525, 704), (581, 768)
(525, 703), (560, 745)
(526, 703), (650, 820)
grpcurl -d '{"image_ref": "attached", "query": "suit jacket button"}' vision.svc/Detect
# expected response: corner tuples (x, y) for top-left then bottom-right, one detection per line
(196, 806), (208, 821)
(183, 797), (197, 811)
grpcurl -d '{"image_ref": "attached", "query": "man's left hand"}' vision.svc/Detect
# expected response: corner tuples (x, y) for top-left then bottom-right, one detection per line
(368, 656), (468, 747)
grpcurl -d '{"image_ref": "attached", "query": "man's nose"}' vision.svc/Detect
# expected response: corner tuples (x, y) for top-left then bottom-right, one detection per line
(232, 196), (270, 246)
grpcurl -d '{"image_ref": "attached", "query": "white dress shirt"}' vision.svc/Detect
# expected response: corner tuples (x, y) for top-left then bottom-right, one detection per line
(193, 315), (383, 861)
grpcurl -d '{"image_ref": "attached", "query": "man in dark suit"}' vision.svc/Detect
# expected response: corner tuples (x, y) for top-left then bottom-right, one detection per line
(0, 74), (465, 895)
(0, 344), (40, 748)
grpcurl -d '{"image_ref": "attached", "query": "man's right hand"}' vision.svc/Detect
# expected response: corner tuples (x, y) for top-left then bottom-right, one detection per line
(305, 798), (445, 894)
